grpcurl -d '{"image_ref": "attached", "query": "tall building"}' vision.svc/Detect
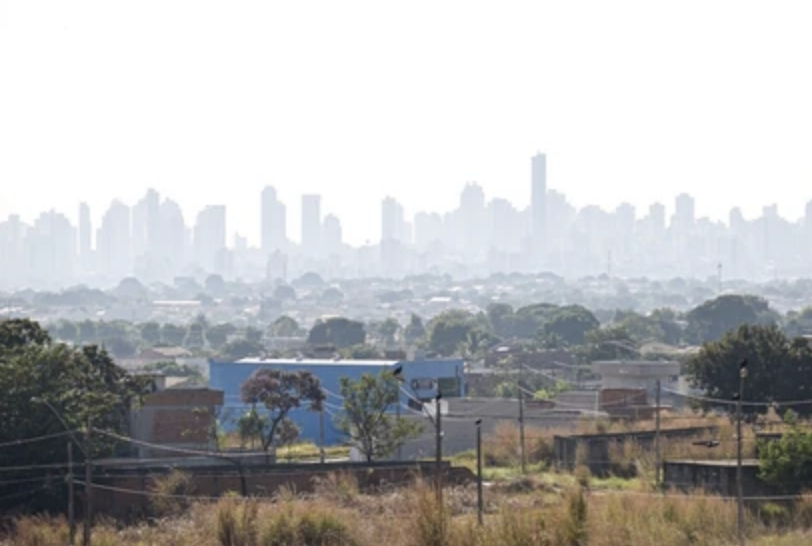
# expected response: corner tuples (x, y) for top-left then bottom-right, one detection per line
(261, 186), (287, 254)
(193, 205), (226, 272)
(673, 193), (695, 232)
(97, 201), (132, 280)
(381, 196), (406, 243)
(301, 194), (322, 255)
(78, 202), (92, 265)
(322, 214), (343, 256)
(531, 153), (547, 263)
(460, 183), (487, 258)
(413, 212), (443, 251)
(131, 189), (160, 259)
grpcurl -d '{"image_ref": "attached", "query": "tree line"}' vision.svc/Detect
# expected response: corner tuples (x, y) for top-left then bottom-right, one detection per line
(42, 293), (812, 362)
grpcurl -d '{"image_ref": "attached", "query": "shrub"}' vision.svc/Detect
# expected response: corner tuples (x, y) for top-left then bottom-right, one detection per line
(149, 470), (196, 518)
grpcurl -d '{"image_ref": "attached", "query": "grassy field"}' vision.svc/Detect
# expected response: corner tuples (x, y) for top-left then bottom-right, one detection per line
(4, 476), (812, 546)
(2, 411), (803, 546)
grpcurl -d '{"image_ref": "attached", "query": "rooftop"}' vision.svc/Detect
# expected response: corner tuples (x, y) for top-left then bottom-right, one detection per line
(231, 358), (401, 367)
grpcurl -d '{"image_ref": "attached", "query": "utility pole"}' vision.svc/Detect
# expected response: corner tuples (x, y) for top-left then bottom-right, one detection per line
(476, 419), (483, 526)
(434, 394), (443, 504)
(654, 379), (662, 490)
(83, 417), (92, 546)
(319, 407), (326, 464)
(737, 360), (748, 546)
(396, 392), (402, 461)
(517, 361), (526, 475)
(67, 442), (75, 546)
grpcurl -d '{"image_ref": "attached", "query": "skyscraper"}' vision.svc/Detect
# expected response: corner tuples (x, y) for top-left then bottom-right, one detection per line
(261, 186), (287, 254)
(131, 189), (160, 259)
(322, 214), (343, 256)
(460, 183), (486, 258)
(78, 202), (92, 262)
(381, 196), (405, 243)
(301, 194), (322, 255)
(97, 200), (132, 280)
(531, 153), (547, 263)
(193, 205), (226, 272)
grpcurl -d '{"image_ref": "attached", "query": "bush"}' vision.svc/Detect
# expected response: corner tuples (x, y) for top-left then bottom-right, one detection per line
(149, 470), (196, 518)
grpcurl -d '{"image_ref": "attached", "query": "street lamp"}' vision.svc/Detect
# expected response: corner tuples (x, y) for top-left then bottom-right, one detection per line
(392, 365), (404, 460)
(393, 366), (444, 502)
(31, 397), (90, 546)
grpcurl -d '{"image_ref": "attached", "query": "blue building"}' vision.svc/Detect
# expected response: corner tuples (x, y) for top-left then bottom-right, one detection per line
(208, 357), (465, 445)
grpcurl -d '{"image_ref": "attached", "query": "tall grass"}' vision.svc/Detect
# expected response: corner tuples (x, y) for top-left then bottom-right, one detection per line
(5, 482), (812, 546)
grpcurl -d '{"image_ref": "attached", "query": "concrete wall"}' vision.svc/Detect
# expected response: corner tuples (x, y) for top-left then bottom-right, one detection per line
(554, 427), (717, 477)
(90, 461), (474, 519)
(663, 460), (775, 497)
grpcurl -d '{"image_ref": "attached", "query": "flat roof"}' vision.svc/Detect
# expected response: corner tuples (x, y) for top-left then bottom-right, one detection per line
(666, 459), (759, 467)
(230, 358), (400, 366)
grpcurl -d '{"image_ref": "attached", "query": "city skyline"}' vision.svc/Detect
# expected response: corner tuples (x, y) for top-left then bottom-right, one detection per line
(3, 2), (812, 246)
(4, 160), (812, 250)
(4, 151), (812, 290)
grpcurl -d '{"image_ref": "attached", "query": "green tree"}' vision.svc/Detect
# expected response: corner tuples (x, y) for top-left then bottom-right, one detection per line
(184, 322), (206, 350)
(512, 303), (560, 339)
(576, 325), (638, 363)
(686, 324), (812, 416)
(337, 371), (423, 461)
(426, 309), (480, 356)
(277, 418), (301, 462)
(486, 302), (516, 338)
(206, 323), (235, 349)
(52, 320), (79, 344)
(139, 322), (162, 346)
(239, 369), (324, 454)
(307, 317), (366, 348)
(403, 314), (426, 346)
(271, 316), (301, 337)
(759, 415), (812, 492)
(340, 344), (384, 359)
(161, 323), (187, 346)
(685, 294), (779, 344)
(541, 305), (600, 346)
(219, 338), (265, 361)
(377, 317), (401, 348)
(77, 319), (97, 344)
(0, 320), (152, 511)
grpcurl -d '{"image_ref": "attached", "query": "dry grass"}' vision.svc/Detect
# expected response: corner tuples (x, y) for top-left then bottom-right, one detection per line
(3, 476), (812, 546)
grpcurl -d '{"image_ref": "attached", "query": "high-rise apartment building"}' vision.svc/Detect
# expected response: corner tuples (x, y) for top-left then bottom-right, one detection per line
(131, 189), (160, 259)
(194, 205), (226, 272)
(460, 183), (486, 258)
(261, 186), (287, 254)
(531, 153), (547, 263)
(322, 214), (343, 256)
(381, 196), (406, 243)
(97, 201), (132, 280)
(78, 203), (92, 262)
(301, 194), (322, 255)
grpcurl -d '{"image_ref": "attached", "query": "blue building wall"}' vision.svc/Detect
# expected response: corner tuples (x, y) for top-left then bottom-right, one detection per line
(208, 357), (465, 445)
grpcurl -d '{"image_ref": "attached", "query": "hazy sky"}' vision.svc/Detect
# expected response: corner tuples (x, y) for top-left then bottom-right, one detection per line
(2, 1), (812, 246)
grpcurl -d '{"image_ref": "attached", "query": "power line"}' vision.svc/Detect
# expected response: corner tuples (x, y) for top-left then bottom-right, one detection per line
(0, 430), (77, 449)
(663, 388), (812, 407)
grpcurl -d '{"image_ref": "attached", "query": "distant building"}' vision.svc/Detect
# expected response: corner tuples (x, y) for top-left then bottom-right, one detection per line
(301, 194), (322, 256)
(531, 152), (547, 263)
(261, 186), (287, 254)
(209, 357), (465, 445)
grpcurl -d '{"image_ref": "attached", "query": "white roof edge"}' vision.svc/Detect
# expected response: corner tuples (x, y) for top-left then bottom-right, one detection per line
(229, 359), (401, 366)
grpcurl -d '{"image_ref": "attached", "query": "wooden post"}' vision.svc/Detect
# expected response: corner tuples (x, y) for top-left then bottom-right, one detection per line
(67, 442), (75, 546)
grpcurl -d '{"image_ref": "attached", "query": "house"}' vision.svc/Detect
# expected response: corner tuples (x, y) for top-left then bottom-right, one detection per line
(138, 346), (193, 361)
